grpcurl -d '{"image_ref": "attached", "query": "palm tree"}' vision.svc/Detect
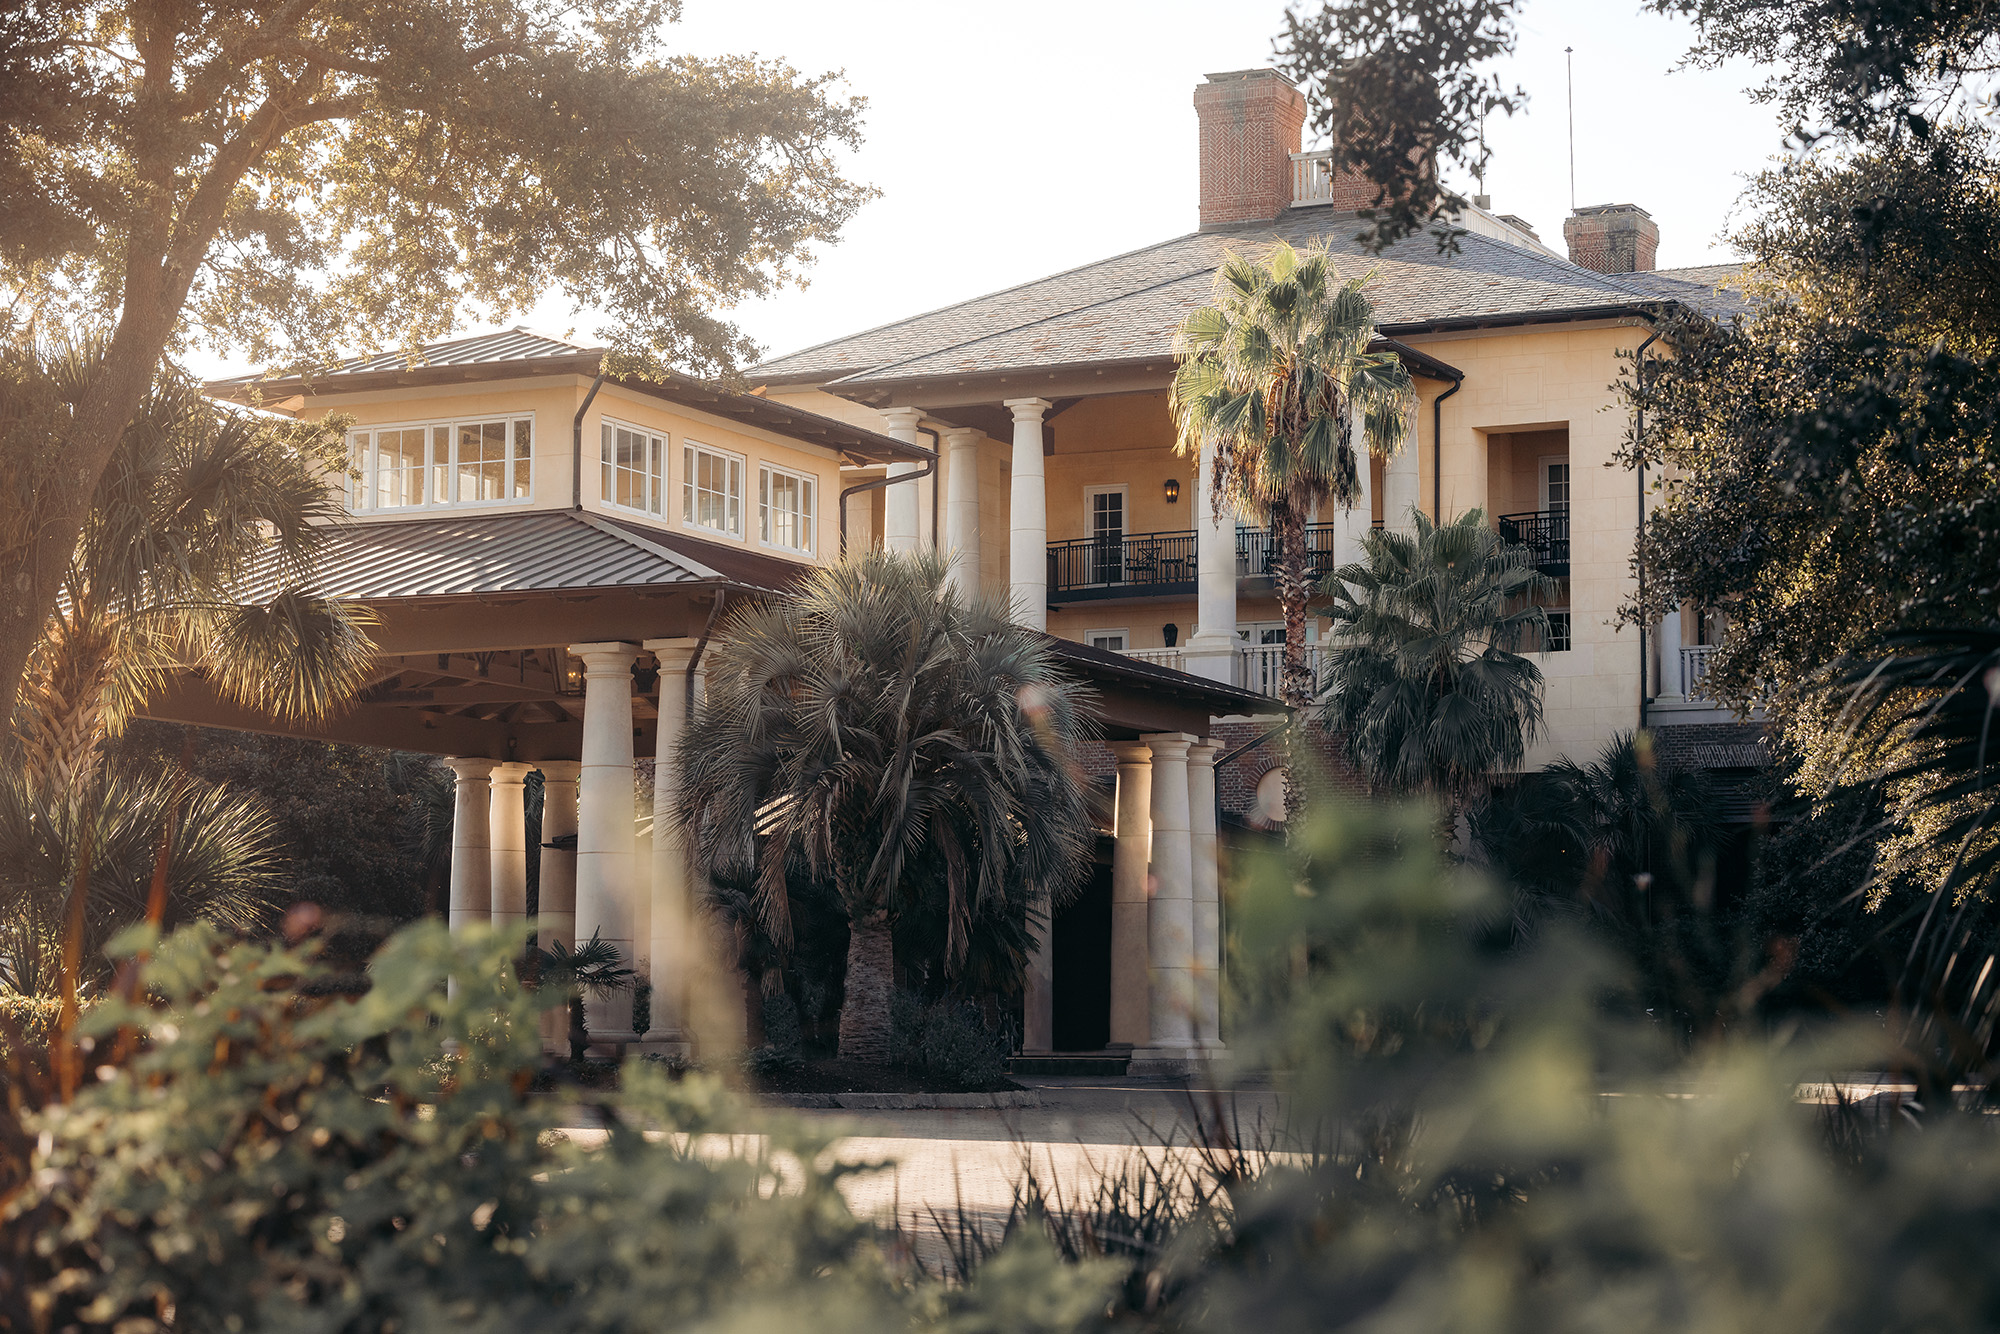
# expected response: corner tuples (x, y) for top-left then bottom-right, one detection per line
(1319, 508), (1557, 832)
(11, 359), (376, 793)
(535, 931), (636, 1062)
(679, 549), (1096, 1062)
(1170, 238), (1415, 711)
(0, 764), (284, 998)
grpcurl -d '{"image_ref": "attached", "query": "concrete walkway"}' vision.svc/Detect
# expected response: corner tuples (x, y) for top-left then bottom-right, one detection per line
(555, 1076), (1292, 1261)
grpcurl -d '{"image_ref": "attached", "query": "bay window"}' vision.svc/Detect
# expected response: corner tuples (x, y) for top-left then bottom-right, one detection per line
(346, 416), (533, 512)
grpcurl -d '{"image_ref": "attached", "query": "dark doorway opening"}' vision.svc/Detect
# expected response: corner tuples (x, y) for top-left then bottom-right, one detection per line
(1051, 844), (1113, 1051)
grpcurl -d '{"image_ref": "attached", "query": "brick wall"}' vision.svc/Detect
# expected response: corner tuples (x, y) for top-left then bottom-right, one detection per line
(1194, 70), (1306, 230)
(1561, 204), (1659, 274)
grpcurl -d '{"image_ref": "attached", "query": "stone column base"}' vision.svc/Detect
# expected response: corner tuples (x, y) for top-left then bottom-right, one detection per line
(1127, 1046), (1203, 1077)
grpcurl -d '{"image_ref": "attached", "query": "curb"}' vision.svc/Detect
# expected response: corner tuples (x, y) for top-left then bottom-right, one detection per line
(766, 1090), (1042, 1111)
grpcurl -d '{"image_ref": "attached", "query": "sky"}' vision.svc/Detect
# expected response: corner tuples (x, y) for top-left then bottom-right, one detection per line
(209, 0), (1795, 378)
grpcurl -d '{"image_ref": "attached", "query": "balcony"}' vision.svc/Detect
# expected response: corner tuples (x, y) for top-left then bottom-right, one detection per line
(1681, 645), (1717, 698)
(1236, 523), (1342, 581)
(1115, 642), (1327, 703)
(1047, 530), (1197, 602)
(1497, 509), (1570, 577)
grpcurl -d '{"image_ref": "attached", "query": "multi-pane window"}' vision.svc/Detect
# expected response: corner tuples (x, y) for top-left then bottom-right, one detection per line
(345, 416), (532, 512)
(1546, 609), (1572, 653)
(1087, 630), (1129, 652)
(602, 420), (666, 516)
(1543, 458), (1571, 510)
(683, 442), (743, 537)
(759, 464), (817, 554)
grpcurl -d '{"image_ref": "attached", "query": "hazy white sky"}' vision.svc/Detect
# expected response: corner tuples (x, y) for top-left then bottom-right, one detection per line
(212, 0), (1795, 377)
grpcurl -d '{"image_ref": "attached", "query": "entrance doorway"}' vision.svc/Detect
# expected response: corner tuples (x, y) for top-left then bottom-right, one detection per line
(1050, 845), (1113, 1051)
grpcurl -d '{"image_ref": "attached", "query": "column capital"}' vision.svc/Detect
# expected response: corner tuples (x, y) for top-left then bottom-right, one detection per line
(568, 641), (640, 672)
(536, 760), (582, 783)
(880, 405), (925, 432)
(942, 424), (982, 443)
(444, 756), (498, 782)
(1187, 740), (1219, 767)
(490, 761), (533, 786)
(643, 636), (702, 671)
(1142, 732), (1197, 762)
(1004, 397), (1052, 421)
(1109, 739), (1155, 765)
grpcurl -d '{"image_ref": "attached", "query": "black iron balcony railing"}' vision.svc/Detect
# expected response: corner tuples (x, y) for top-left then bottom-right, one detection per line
(1497, 509), (1570, 577)
(1235, 522), (1344, 579)
(1046, 530), (1197, 601)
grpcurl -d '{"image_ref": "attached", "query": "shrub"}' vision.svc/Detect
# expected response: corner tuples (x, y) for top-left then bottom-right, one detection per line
(0, 994), (61, 1059)
(1, 920), (1110, 1333)
(892, 990), (1010, 1088)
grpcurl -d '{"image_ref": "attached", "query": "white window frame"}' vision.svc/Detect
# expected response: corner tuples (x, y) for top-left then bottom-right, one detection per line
(681, 440), (746, 540)
(1084, 484), (1130, 539)
(1540, 455), (1571, 511)
(601, 417), (667, 518)
(1545, 608), (1573, 653)
(344, 414), (535, 514)
(1084, 628), (1130, 652)
(758, 461), (819, 556)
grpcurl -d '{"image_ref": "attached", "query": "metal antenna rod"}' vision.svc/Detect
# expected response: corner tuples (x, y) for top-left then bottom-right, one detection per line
(1565, 46), (1576, 210)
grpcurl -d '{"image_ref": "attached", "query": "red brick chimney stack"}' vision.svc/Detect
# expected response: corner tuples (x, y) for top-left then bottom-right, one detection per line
(1194, 70), (1306, 231)
(1563, 204), (1659, 273)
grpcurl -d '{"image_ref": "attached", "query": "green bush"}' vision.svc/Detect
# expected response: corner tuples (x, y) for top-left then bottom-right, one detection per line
(0, 994), (61, 1058)
(2, 920), (1110, 1332)
(892, 990), (1010, 1088)
(747, 991), (806, 1075)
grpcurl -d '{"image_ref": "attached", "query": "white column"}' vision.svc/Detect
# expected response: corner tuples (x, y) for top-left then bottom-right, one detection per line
(445, 758), (496, 934)
(535, 762), (581, 954)
(1108, 741), (1153, 1049)
(488, 761), (531, 944)
(1183, 434), (1239, 684)
(1188, 741), (1223, 1049)
(1136, 732), (1197, 1072)
(1005, 398), (1051, 631)
(844, 484), (876, 556)
(1384, 412), (1420, 536)
(881, 407), (924, 553)
(535, 760), (580, 1052)
(569, 640), (640, 1041)
(1657, 607), (1684, 700)
(943, 426), (982, 595)
(1022, 914), (1054, 1055)
(1333, 406), (1375, 571)
(643, 637), (701, 1050)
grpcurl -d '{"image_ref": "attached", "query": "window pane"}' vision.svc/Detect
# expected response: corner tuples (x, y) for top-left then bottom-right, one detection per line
(374, 428), (427, 508)
(512, 419), (532, 498)
(432, 427), (451, 503)
(347, 432), (369, 510)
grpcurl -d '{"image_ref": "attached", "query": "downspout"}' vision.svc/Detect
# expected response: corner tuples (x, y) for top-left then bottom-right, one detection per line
(1633, 320), (1664, 731)
(837, 457), (937, 555)
(1431, 375), (1462, 521)
(918, 425), (942, 550)
(572, 371), (608, 511)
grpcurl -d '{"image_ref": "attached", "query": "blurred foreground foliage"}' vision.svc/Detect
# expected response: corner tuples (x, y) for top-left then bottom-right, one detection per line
(12, 805), (2000, 1331)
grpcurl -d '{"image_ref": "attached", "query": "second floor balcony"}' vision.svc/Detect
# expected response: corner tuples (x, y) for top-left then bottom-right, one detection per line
(1046, 521), (1381, 604)
(1497, 509), (1570, 577)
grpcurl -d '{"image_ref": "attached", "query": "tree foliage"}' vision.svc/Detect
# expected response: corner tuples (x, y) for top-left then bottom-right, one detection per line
(1318, 508), (1553, 809)
(679, 550), (1095, 1062)
(1172, 239), (1415, 712)
(0, 0), (873, 734)
(1275, 0), (1525, 251)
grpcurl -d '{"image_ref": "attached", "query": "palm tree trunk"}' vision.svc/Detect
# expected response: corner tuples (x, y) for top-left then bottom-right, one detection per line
(1272, 503), (1314, 712)
(838, 909), (896, 1062)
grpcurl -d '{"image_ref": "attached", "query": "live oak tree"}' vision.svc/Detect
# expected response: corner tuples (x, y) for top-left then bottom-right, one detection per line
(0, 0), (872, 727)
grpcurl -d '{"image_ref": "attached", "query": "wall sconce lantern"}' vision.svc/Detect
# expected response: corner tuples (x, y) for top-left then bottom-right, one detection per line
(1163, 478), (1181, 504)
(554, 649), (585, 697)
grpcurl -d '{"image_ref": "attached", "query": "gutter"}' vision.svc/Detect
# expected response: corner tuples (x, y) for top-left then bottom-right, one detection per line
(838, 458), (937, 555)
(1633, 318), (1665, 730)
(572, 372), (608, 510)
(918, 425), (941, 550)
(685, 590), (726, 723)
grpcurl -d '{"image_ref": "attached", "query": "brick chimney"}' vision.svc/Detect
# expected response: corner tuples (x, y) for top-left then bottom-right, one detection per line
(1194, 69), (1306, 230)
(1563, 204), (1659, 273)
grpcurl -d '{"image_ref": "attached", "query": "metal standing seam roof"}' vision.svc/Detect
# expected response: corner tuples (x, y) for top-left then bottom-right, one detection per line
(752, 215), (1749, 389)
(289, 509), (808, 602)
(204, 328), (932, 466)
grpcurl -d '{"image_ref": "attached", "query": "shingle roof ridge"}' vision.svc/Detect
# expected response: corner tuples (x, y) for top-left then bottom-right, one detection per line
(752, 229), (1218, 378)
(1402, 225), (1654, 298)
(824, 256), (1226, 386)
